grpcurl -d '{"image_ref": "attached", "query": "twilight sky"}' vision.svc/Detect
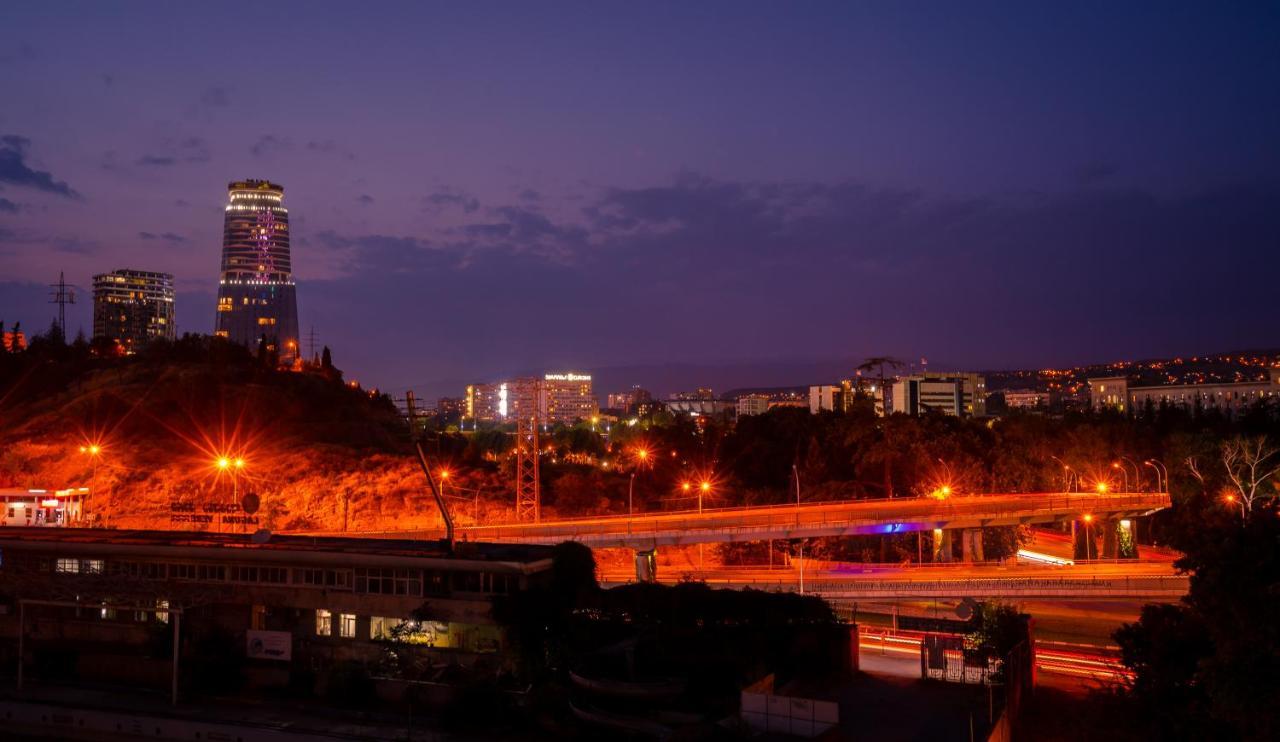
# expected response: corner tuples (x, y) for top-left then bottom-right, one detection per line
(1, 2), (1278, 397)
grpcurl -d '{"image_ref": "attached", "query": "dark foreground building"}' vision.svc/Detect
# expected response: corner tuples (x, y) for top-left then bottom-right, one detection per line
(213, 179), (300, 363)
(0, 528), (552, 702)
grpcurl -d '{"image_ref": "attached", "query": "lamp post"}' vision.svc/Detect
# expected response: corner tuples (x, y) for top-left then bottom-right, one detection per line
(1111, 463), (1128, 492)
(1144, 460), (1168, 493)
(1120, 457), (1142, 492)
(1082, 514), (1095, 560)
(1224, 494), (1246, 520)
(698, 480), (711, 569)
(628, 473), (636, 519)
(1050, 456), (1075, 492)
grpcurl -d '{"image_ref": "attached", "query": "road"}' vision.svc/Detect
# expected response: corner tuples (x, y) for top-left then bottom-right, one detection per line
(598, 559), (1186, 599)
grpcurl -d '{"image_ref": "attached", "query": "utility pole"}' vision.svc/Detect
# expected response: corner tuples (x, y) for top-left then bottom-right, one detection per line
(48, 271), (76, 339)
(306, 325), (319, 362)
(515, 411), (541, 522)
(402, 390), (424, 440)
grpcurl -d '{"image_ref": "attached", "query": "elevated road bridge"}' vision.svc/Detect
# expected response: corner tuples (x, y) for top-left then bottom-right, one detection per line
(457, 491), (1170, 551)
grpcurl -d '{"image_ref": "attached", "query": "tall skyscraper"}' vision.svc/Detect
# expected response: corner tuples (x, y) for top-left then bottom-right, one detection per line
(214, 179), (299, 361)
(92, 269), (175, 350)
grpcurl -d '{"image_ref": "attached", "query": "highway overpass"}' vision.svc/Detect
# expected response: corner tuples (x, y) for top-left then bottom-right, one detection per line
(598, 562), (1187, 600)
(456, 491), (1171, 550)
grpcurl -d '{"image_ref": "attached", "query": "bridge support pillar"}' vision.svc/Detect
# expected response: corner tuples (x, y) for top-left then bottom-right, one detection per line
(960, 528), (985, 562)
(1100, 518), (1138, 560)
(931, 528), (953, 563)
(634, 548), (657, 583)
(1071, 519), (1098, 561)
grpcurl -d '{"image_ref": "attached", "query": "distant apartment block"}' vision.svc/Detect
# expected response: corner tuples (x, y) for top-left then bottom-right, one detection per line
(891, 373), (987, 417)
(1089, 370), (1280, 416)
(92, 269), (176, 349)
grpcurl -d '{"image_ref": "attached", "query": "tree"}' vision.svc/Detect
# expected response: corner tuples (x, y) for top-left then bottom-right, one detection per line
(321, 345), (333, 369)
(1188, 436), (1280, 519)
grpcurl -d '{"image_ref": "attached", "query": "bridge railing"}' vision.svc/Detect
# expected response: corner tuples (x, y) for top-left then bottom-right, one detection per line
(459, 492), (1171, 542)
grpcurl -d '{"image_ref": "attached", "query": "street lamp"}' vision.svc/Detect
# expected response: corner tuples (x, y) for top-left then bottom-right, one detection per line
(1223, 493), (1246, 520)
(628, 472), (636, 518)
(1050, 456), (1076, 492)
(1096, 482), (1109, 494)
(1082, 513), (1095, 560)
(1144, 460), (1168, 493)
(1120, 457), (1142, 492)
(792, 464), (801, 508)
(1110, 463), (1128, 492)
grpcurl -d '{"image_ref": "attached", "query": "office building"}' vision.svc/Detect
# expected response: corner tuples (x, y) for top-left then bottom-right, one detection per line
(92, 269), (175, 349)
(1089, 370), (1280, 416)
(736, 394), (771, 417)
(891, 373), (987, 417)
(214, 179), (300, 362)
(1002, 389), (1050, 410)
(809, 378), (885, 415)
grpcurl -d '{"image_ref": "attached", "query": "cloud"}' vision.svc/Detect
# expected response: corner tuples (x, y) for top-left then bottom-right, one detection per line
(305, 140), (355, 159)
(356, 194), (374, 205)
(250, 135), (292, 158)
(137, 231), (187, 243)
(101, 73), (115, 87)
(424, 187), (480, 214)
(0, 198), (19, 213)
(200, 86), (230, 108)
(135, 137), (210, 167)
(0, 135), (80, 198)
(1077, 161), (1119, 185)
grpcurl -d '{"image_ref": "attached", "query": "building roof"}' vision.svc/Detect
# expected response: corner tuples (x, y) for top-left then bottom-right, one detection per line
(0, 527), (555, 570)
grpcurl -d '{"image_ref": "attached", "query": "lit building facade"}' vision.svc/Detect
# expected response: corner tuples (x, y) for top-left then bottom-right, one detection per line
(809, 378), (885, 416)
(214, 180), (299, 362)
(736, 394), (771, 417)
(466, 373), (597, 426)
(1089, 370), (1280, 416)
(891, 373), (987, 417)
(541, 372), (597, 425)
(92, 269), (175, 349)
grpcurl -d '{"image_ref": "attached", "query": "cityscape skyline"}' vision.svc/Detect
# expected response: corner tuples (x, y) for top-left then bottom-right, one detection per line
(2, 2), (1278, 394)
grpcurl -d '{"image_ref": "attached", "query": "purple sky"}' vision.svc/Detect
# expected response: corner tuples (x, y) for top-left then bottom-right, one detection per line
(2, 2), (1278, 398)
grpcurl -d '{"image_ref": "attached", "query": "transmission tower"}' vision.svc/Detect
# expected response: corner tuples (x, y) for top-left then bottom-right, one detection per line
(48, 271), (76, 338)
(306, 325), (319, 361)
(515, 411), (541, 522)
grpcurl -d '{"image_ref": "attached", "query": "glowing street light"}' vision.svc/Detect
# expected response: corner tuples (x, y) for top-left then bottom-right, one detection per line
(1096, 482), (1109, 494)
(1223, 493), (1246, 520)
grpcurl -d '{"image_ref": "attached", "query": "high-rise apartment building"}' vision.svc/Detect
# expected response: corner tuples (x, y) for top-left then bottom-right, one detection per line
(541, 372), (597, 425)
(214, 179), (299, 362)
(92, 269), (175, 349)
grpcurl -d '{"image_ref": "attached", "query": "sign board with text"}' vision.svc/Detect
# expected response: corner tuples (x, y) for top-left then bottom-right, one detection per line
(246, 630), (292, 661)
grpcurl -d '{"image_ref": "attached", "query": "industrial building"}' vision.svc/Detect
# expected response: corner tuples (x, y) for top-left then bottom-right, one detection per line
(0, 529), (554, 697)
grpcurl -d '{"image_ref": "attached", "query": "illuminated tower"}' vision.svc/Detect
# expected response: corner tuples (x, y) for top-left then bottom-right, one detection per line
(214, 179), (299, 362)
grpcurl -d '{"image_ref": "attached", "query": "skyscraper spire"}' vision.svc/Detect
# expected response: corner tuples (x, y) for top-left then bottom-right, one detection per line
(213, 179), (299, 362)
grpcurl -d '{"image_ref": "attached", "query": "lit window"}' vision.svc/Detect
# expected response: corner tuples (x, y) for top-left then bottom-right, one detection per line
(339, 613), (356, 638)
(370, 616), (395, 640)
(56, 558), (79, 574)
(316, 609), (332, 636)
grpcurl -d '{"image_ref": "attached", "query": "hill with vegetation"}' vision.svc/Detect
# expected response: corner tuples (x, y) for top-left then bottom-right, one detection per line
(0, 331), (458, 532)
